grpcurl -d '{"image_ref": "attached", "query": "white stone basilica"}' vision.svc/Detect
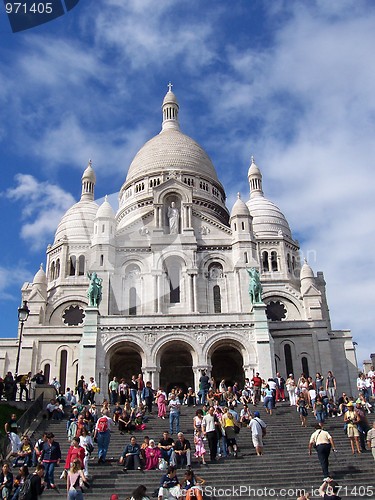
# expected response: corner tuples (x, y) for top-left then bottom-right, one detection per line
(0, 87), (358, 397)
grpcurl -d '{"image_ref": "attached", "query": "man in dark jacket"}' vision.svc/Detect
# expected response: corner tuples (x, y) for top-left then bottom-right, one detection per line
(120, 436), (142, 471)
(30, 464), (46, 499)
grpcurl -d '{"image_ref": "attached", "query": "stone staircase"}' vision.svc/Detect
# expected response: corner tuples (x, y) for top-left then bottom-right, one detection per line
(36, 403), (375, 500)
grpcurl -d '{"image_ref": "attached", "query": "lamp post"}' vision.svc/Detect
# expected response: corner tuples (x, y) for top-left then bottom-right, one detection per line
(15, 300), (30, 377)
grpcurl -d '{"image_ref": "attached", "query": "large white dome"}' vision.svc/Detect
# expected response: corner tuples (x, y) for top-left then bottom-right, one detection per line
(125, 128), (219, 184)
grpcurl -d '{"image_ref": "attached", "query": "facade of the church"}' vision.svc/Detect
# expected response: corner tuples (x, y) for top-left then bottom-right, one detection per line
(0, 88), (358, 397)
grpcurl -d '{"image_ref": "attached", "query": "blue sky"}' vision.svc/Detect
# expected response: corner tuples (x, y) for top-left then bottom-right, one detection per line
(0, 0), (374, 365)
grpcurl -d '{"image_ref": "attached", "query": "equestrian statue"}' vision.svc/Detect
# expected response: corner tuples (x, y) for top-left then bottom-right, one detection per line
(87, 271), (103, 308)
(247, 267), (263, 304)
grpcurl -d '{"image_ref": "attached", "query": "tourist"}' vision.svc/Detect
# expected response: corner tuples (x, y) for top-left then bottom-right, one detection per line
(251, 372), (262, 405)
(314, 396), (326, 424)
(108, 377), (119, 405)
(344, 401), (361, 454)
(221, 407), (238, 457)
(274, 372), (286, 402)
(11, 464), (29, 500)
(39, 432), (61, 489)
(318, 478), (342, 499)
(158, 466), (180, 500)
(13, 435), (33, 467)
(5, 413), (19, 435)
(141, 381), (155, 414)
(130, 484), (150, 500)
(223, 386), (237, 408)
(156, 388), (167, 419)
(119, 436), (143, 471)
(181, 469), (205, 500)
(184, 387), (196, 407)
(366, 421), (375, 462)
(66, 459), (87, 500)
(308, 424), (337, 480)
(144, 439), (162, 470)
(29, 464), (45, 499)
(118, 378), (129, 405)
(112, 402), (122, 424)
(297, 393), (308, 427)
(326, 371), (337, 403)
(87, 377), (97, 404)
(158, 432), (175, 465)
(118, 405), (135, 434)
(136, 373), (144, 407)
(248, 411), (266, 456)
(198, 371), (210, 405)
(239, 404), (251, 426)
(168, 393), (181, 435)
(130, 375), (138, 408)
(79, 428), (94, 478)
(32, 432), (47, 467)
(202, 406), (218, 462)
(93, 409), (114, 464)
(64, 437), (85, 471)
(263, 384), (275, 416)
(174, 432), (191, 469)
(76, 376), (85, 403)
(0, 463), (13, 499)
(286, 374), (296, 406)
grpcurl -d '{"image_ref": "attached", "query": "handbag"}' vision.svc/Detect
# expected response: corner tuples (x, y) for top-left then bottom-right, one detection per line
(86, 443), (94, 454)
(158, 458), (168, 471)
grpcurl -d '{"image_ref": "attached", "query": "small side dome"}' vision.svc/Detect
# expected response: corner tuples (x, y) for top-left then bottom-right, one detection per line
(33, 264), (47, 285)
(300, 259), (314, 280)
(54, 200), (98, 243)
(96, 196), (115, 219)
(231, 193), (251, 217)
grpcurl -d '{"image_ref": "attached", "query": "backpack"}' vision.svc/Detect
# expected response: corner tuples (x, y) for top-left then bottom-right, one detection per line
(19, 474), (32, 500)
(97, 417), (108, 433)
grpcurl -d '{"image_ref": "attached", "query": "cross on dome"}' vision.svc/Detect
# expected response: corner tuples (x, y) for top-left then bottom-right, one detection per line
(168, 82), (173, 92)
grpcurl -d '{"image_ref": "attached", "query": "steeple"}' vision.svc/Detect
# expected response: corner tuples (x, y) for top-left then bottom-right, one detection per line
(81, 159), (96, 201)
(248, 156), (263, 198)
(161, 82), (180, 132)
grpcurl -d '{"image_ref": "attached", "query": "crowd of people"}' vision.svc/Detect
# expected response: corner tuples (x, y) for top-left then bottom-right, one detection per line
(0, 366), (374, 499)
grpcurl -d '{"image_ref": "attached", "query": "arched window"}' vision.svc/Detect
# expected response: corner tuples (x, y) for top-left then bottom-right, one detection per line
(301, 357), (309, 378)
(44, 363), (50, 383)
(213, 285), (221, 313)
(284, 344), (293, 376)
(287, 253), (291, 273)
(169, 265), (180, 303)
(59, 350), (67, 393)
(78, 255), (85, 276)
(271, 251), (278, 271)
(100, 254), (104, 266)
(129, 287), (137, 316)
(262, 251), (269, 272)
(50, 261), (55, 280)
(56, 259), (60, 278)
(292, 256), (296, 271)
(69, 256), (76, 276)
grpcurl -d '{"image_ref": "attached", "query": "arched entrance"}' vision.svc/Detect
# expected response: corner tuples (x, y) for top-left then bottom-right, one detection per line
(109, 344), (142, 381)
(159, 342), (194, 393)
(211, 344), (245, 387)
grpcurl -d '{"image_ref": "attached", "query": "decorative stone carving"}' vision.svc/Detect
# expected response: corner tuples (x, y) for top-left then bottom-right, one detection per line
(199, 226), (210, 235)
(100, 333), (109, 345)
(139, 226), (150, 236)
(195, 332), (207, 344)
(144, 332), (157, 345)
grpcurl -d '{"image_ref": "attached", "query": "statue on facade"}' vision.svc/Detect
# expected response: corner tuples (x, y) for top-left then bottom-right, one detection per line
(247, 268), (263, 304)
(87, 271), (103, 307)
(167, 201), (179, 234)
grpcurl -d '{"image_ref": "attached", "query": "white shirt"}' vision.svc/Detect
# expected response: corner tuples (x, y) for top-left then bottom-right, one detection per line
(202, 413), (216, 433)
(249, 417), (266, 436)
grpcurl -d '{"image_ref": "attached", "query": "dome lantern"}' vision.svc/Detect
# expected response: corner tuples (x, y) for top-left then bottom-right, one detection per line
(161, 82), (180, 132)
(248, 156), (263, 198)
(81, 159), (96, 201)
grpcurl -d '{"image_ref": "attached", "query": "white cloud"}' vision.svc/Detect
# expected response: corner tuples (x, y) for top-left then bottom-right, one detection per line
(5, 174), (76, 250)
(0, 265), (32, 301)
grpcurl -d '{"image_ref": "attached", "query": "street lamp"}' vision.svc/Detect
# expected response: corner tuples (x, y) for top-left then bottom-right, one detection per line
(15, 300), (30, 377)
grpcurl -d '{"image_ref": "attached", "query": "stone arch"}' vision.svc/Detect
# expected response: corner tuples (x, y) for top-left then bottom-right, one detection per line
(206, 338), (249, 387)
(155, 339), (195, 393)
(105, 340), (145, 382)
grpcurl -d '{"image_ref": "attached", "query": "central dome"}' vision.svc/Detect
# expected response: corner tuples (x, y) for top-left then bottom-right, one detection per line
(125, 128), (219, 184)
